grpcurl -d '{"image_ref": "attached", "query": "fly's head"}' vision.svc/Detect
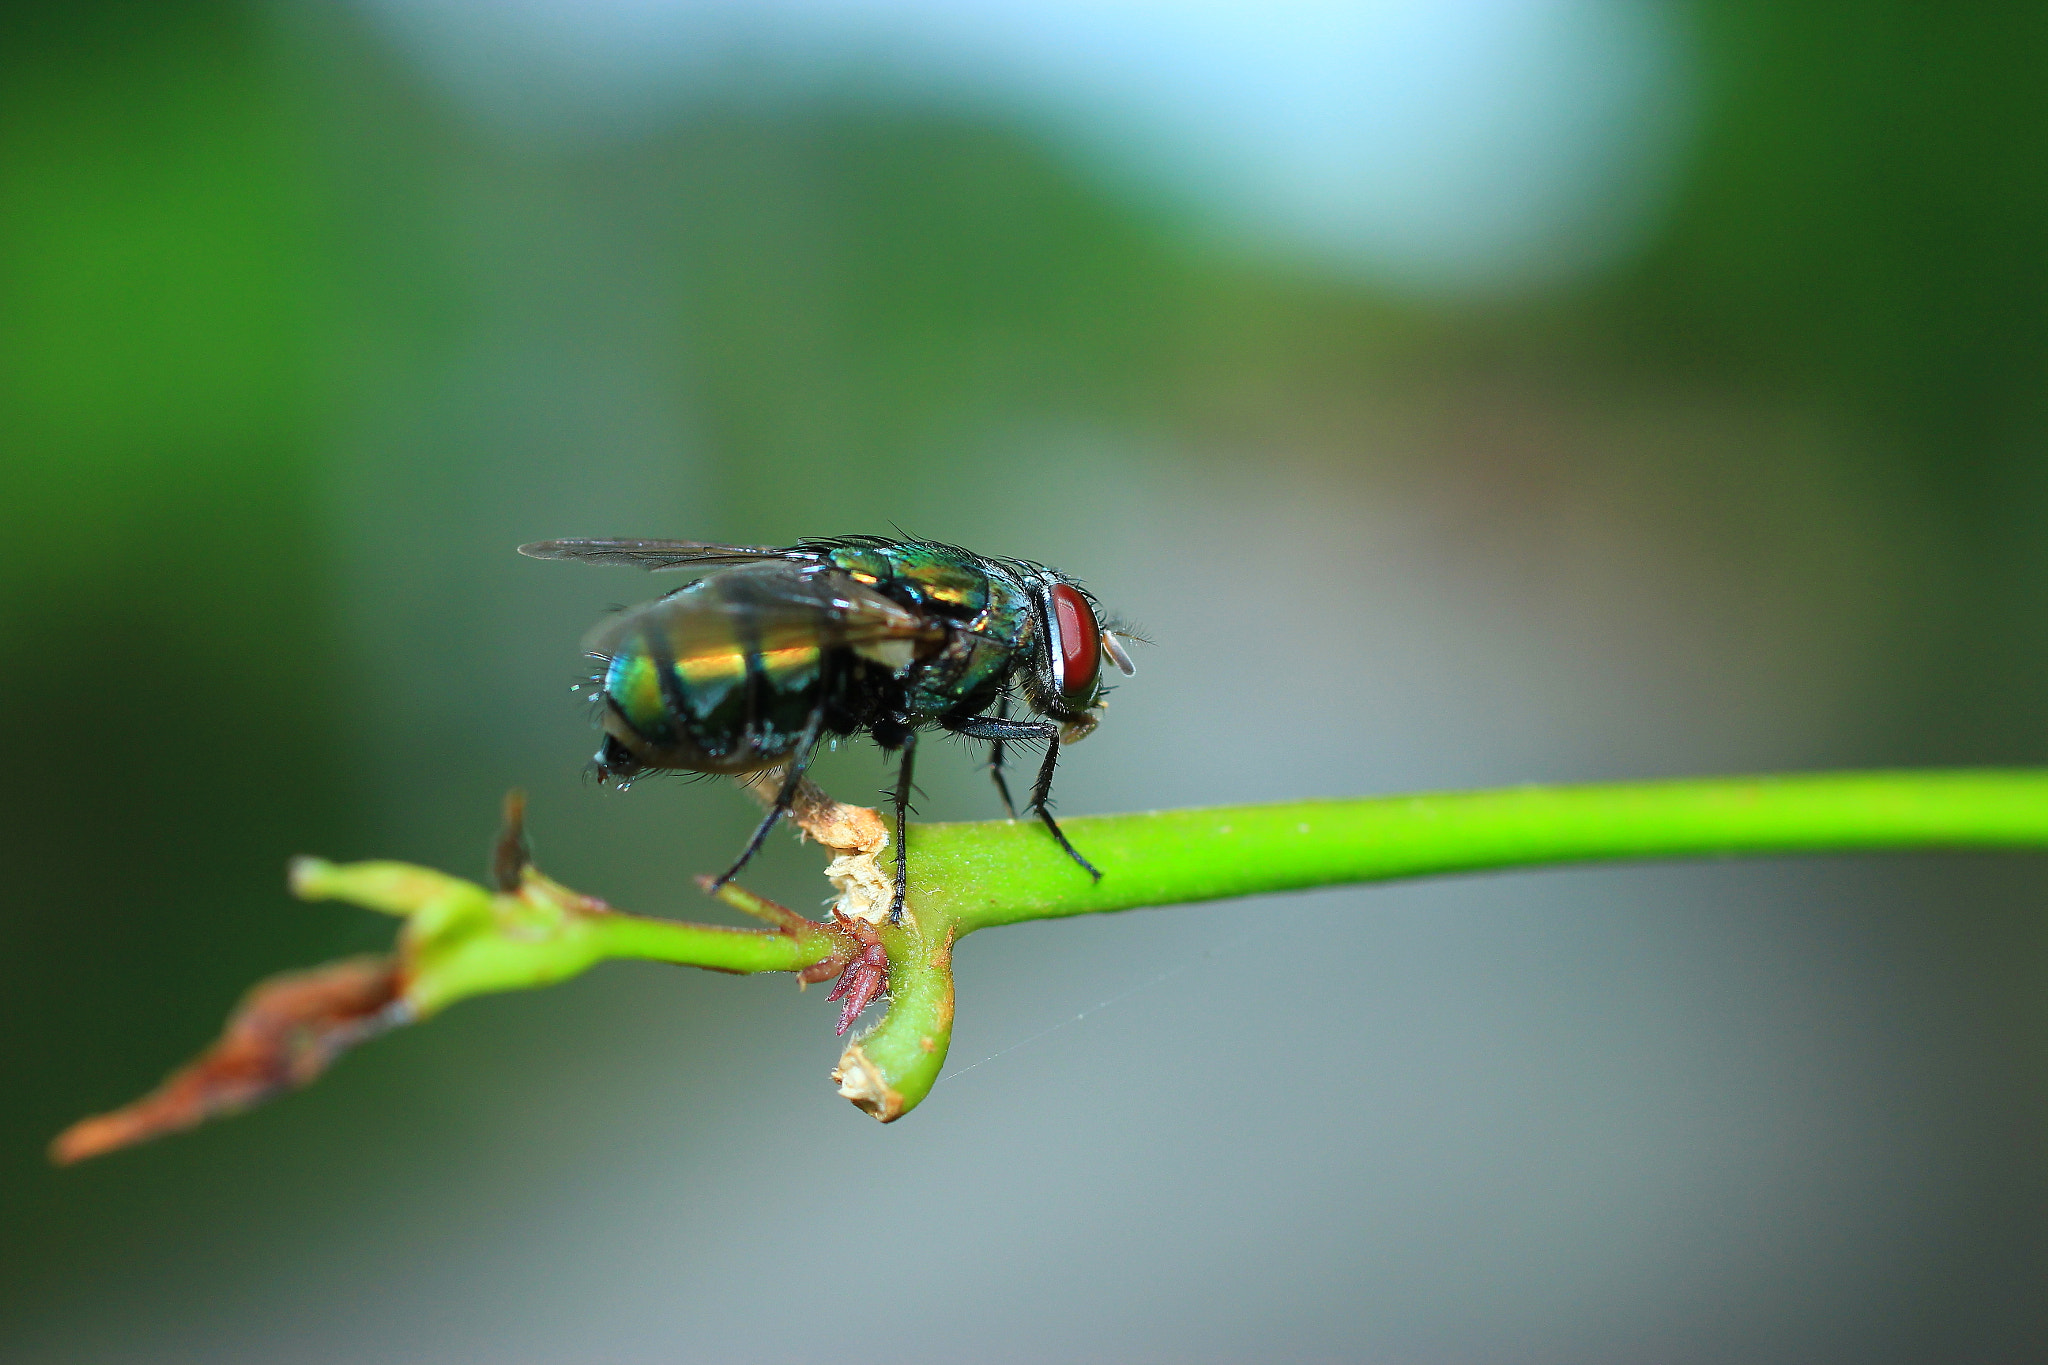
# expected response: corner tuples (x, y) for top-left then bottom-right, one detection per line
(1019, 569), (1137, 742)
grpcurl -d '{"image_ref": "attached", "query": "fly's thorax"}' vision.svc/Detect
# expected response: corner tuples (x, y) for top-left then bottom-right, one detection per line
(902, 563), (1035, 717)
(821, 541), (994, 625)
(909, 628), (1014, 717)
(819, 543), (896, 586)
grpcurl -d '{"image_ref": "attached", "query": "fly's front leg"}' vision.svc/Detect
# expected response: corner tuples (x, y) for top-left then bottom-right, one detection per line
(1024, 733), (1100, 881)
(944, 712), (1101, 881)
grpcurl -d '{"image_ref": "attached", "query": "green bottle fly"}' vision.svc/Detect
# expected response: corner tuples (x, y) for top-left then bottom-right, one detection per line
(520, 535), (1137, 922)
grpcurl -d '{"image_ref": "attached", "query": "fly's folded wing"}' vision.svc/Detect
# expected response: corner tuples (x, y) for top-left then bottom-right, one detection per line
(519, 538), (816, 570)
(584, 564), (943, 674)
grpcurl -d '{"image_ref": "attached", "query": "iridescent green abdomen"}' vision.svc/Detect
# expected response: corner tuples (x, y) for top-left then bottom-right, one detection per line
(590, 564), (923, 775)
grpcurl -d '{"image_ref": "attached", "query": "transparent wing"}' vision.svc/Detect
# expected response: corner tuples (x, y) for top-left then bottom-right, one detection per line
(519, 538), (818, 571)
(585, 564), (943, 671)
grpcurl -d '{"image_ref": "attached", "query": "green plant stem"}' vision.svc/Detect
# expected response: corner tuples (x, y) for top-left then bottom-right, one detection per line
(585, 913), (828, 974)
(161, 768), (2048, 1143)
(911, 769), (2048, 934)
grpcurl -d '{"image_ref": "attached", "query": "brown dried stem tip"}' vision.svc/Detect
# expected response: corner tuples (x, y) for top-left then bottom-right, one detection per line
(49, 956), (407, 1165)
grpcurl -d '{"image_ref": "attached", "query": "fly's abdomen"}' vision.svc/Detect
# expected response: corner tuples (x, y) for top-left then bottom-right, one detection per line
(592, 572), (832, 775)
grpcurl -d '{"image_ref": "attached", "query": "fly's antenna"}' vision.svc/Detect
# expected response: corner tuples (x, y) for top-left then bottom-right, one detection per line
(1099, 613), (1150, 644)
(1099, 616), (1148, 677)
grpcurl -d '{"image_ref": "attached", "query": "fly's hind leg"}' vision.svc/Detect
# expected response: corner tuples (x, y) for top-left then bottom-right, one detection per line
(712, 702), (827, 891)
(944, 712), (1101, 882)
(888, 729), (918, 923)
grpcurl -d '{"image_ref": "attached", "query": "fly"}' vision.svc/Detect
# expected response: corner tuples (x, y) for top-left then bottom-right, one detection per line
(520, 535), (1138, 922)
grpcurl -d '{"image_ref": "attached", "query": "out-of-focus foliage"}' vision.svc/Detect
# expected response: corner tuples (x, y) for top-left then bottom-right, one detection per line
(1620, 5), (2048, 757)
(1, 0), (372, 1323)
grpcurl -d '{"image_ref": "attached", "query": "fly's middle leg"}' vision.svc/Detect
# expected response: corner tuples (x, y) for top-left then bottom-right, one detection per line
(987, 693), (1018, 818)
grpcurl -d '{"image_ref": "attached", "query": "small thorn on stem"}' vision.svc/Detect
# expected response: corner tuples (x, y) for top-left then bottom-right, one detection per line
(820, 910), (889, 1035)
(492, 789), (531, 892)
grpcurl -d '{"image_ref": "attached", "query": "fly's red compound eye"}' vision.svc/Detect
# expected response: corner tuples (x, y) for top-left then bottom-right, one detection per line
(1049, 582), (1102, 705)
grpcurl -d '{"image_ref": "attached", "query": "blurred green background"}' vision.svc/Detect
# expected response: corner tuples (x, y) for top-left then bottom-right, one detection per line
(6, 2), (2048, 1360)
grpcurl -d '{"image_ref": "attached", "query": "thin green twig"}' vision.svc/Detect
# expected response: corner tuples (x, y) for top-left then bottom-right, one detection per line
(920, 769), (2048, 934)
(54, 769), (2048, 1156)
